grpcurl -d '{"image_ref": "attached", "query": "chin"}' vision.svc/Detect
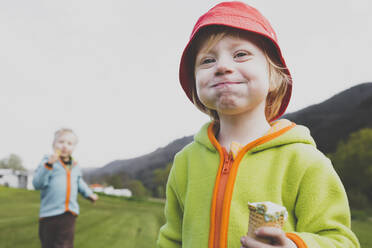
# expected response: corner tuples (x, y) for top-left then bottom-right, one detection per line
(219, 110), (245, 116)
(217, 104), (257, 116)
(216, 106), (243, 115)
(216, 101), (240, 112)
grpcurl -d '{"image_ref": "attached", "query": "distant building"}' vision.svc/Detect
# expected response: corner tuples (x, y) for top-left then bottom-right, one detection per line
(90, 184), (132, 197)
(0, 169), (34, 190)
(89, 184), (104, 193)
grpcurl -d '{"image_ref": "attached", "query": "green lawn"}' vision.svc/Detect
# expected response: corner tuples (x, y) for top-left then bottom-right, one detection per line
(0, 186), (164, 248)
(0, 186), (371, 247)
(351, 219), (372, 248)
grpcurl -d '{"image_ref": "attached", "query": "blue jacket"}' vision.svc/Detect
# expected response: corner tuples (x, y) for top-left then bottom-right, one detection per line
(33, 155), (93, 218)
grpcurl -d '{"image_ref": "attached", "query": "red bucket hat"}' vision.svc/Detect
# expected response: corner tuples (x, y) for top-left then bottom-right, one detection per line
(179, 1), (292, 121)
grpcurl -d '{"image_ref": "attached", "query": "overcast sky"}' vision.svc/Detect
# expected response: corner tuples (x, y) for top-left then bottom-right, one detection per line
(1, 0), (371, 170)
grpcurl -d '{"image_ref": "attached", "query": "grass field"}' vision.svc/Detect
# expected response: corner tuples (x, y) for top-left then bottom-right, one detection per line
(0, 186), (371, 247)
(0, 186), (164, 248)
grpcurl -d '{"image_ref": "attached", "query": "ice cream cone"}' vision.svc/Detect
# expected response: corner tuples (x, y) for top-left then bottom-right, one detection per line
(247, 202), (287, 244)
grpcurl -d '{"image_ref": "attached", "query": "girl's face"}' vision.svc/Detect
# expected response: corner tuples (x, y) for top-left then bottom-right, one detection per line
(53, 132), (77, 158)
(194, 35), (270, 117)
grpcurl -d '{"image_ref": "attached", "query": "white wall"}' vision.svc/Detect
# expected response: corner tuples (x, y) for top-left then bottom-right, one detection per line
(0, 169), (18, 187)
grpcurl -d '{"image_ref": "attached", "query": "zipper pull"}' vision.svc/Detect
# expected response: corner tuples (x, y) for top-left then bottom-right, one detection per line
(222, 153), (233, 174)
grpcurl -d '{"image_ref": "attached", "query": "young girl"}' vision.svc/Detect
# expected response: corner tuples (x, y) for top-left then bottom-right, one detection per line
(157, 2), (359, 248)
(33, 128), (98, 248)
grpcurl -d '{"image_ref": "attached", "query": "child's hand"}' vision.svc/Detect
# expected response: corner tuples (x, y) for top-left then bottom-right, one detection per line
(48, 150), (60, 164)
(240, 227), (297, 248)
(89, 193), (99, 203)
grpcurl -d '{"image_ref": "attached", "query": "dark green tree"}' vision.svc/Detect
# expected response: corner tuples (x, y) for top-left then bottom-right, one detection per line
(152, 162), (172, 198)
(0, 160), (6, 168)
(106, 174), (124, 188)
(328, 128), (372, 208)
(0, 154), (26, 171)
(124, 180), (149, 198)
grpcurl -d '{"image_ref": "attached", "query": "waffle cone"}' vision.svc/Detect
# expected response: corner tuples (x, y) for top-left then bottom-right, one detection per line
(247, 205), (285, 244)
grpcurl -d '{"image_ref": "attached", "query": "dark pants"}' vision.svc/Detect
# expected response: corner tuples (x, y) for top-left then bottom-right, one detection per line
(39, 212), (77, 248)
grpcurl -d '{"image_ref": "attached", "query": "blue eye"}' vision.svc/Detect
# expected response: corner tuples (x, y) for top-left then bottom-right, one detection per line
(235, 52), (248, 58)
(201, 58), (216, 64)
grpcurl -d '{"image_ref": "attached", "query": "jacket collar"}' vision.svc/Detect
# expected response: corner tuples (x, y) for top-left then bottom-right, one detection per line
(194, 119), (316, 153)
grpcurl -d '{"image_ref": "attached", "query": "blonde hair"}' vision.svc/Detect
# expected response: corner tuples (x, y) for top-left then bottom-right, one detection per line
(53, 128), (78, 146)
(190, 26), (291, 123)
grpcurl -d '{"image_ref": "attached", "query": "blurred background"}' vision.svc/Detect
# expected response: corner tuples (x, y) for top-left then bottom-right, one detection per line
(1, 0), (371, 247)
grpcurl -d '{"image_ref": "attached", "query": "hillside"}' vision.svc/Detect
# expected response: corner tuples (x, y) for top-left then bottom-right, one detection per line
(284, 82), (372, 153)
(84, 82), (372, 186)
(83, 136), (193, 182)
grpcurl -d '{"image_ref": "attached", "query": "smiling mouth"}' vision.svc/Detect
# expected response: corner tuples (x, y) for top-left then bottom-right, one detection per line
(212, 82), (242, 88)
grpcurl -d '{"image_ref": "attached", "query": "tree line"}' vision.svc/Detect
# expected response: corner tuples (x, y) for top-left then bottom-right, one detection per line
(328, 128), (372, 209)
(0, 154), (26, 171)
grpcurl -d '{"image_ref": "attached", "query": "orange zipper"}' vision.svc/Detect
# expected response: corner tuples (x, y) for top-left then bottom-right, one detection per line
(213, 148), (233, 248)
(59, 158), (71, 212)
(208, 122), (296, 248)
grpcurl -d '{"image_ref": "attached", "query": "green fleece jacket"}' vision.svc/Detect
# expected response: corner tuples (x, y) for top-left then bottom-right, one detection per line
(157, 121), (360, 248)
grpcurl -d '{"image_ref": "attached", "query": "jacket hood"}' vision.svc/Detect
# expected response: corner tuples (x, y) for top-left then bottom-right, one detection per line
(194, 119), (315, 153)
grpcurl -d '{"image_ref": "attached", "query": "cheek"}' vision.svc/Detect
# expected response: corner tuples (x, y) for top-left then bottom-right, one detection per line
(195, 81), (209, 103)
(195, 68), (211, 86)
(243, 63), (268, 79)
(194, 82), (213, 108)
(243, 67), (270, 91)
(194, 77), (203, 92)
(194, 78), (205, 98)
(195, 84), (206, 104)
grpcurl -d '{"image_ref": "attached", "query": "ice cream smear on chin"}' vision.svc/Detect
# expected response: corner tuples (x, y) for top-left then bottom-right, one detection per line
(248, 201), (288, 222)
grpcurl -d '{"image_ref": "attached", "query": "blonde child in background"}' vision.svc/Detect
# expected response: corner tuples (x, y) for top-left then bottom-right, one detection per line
(33, 128), (98, 248)
(157, 2), (359, 248)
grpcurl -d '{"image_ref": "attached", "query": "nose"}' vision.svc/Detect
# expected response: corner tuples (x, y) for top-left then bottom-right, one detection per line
(215, 58), (233, 76)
